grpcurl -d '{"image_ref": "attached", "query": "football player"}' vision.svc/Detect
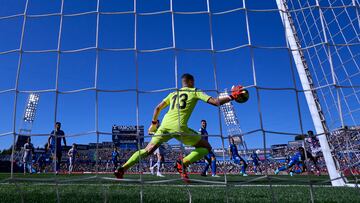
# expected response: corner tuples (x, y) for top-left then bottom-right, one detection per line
(114, 73), (247, 182)
(199, 120), (219, 177)
(229, 137), (248, 176)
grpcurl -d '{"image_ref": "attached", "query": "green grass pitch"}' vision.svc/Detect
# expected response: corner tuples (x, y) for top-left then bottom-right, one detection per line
(0, 173), (359, 202)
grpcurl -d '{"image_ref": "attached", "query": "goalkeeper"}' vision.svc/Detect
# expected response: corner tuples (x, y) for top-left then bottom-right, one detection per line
(114, 73), (247, 181)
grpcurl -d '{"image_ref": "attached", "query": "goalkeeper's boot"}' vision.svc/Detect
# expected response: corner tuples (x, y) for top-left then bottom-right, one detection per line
(274, 169), (280, 175)
(289, 171), (294, 177)
(114, 167), (125, 179)
(175, 159), (190, 183)
(242, 173), (248, 177)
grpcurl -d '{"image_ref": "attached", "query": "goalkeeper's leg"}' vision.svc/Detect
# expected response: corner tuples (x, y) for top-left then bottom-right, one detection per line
(183, 146), (210, 167)
(174, 129), (210, 182)
(121, 149), (150, 170)
(176, 140), (210, 182)
(179, 130), (211, 167)
(115, 130), (171, 178)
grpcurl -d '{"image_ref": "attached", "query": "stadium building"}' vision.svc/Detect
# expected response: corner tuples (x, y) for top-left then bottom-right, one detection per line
(112, 125), (144, 149)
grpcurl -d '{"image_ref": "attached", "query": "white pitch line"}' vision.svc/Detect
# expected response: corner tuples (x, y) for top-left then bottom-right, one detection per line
(0, 182), (335, 188)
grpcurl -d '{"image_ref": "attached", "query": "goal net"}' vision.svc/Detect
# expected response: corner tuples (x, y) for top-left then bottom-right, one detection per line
(0, 0), (359, 202)
(280, 0), (360, 186)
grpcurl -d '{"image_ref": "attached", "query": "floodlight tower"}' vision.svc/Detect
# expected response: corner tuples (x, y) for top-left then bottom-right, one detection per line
(219, 90), (248, 153)
(15, 93), (40, 150)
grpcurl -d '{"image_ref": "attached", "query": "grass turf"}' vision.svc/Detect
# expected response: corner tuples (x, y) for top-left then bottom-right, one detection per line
(0, 173), (359, 202)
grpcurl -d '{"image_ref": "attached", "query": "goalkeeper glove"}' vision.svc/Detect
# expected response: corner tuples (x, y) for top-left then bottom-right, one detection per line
(148, 120), (158, 135)
(229, 85), (244, 100)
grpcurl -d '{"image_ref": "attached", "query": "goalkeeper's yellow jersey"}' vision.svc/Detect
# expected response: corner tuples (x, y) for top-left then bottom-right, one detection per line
(161, 87), (211, 129)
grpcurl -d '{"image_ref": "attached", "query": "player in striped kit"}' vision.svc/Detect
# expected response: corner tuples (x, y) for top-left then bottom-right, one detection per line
(67, 143), (77, 174)
(150, 145), (165, 177)
(149, 120), (165, 177)
(23, 137), (34, 175)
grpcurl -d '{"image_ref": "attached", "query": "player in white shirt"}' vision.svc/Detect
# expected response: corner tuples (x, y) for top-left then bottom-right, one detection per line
(67, 144), (77, 174)
(149, 120), (165, 177)
(150, 145), (165, 177)
(23, 137), (34, 175)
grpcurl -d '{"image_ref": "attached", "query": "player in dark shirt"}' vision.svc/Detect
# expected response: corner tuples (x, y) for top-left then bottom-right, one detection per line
(37, 152), (46, 173)
(275, 147), (305, 176)
(199, 120), (219, 177)
(112, 146), (120, 171)
(251, 150), (261, 174)
(47, 122), (67, 174)
(229, 137), (248, 176)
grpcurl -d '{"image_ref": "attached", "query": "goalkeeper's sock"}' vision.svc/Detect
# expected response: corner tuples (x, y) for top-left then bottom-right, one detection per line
(183, 147), (209, 167)
(122, 149), (148, 170)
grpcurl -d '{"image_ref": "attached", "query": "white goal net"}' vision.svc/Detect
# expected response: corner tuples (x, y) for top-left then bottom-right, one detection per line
(282, 0), (360, 185)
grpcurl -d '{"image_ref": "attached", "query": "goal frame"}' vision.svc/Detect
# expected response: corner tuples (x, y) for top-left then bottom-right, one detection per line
(276, 0), (346, 186)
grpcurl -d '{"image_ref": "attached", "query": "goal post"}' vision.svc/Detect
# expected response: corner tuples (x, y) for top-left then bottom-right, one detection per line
(276, 0), (346, 186)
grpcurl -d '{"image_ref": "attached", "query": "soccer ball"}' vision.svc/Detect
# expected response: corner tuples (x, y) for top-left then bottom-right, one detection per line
(256, 149), (260, 154)
(234, 89), (249, 103)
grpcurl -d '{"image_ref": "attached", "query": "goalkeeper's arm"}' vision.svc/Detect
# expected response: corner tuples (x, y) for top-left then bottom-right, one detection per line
(151, 101), (168, 123)
(207, 97), (232, 106)
(207, 85), (245, 106)
(148, 101), (168, 134)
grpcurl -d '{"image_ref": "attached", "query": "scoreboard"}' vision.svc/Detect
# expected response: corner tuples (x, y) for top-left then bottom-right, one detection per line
(112, 125), (144, 147)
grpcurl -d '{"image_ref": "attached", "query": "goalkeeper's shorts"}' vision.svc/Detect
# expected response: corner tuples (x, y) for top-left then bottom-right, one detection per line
(150, 126), (201, 146)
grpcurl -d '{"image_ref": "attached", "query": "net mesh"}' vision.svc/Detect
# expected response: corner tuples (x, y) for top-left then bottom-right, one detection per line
(287, 0), (360, 180)
(0, 0), (359, 202)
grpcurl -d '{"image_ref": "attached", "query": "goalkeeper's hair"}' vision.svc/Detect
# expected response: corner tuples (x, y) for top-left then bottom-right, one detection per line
(181, 73), (194, 81)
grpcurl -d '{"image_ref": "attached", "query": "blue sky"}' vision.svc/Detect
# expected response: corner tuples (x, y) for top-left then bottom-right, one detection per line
(0, 0), (321, 150)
